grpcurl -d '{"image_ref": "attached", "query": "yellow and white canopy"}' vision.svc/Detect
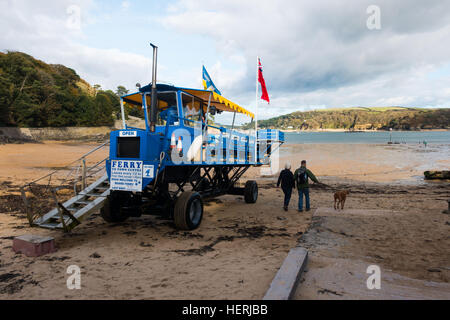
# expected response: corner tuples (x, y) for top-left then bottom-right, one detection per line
(182, 88), (254, 119)
(122, 85), (254, 119)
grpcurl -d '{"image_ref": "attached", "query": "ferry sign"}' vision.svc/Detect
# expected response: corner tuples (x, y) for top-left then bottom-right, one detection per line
(110, 160), (143, 192)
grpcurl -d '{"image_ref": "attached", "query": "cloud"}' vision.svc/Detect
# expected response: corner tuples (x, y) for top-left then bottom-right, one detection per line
(164, 0), (450, 116)
(121, 1), (130, 10)
(1, 0), (450, 121)
(0, 0), (151, 90)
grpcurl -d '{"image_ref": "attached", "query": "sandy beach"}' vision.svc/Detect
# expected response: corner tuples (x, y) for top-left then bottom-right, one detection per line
(0, 141), (449, 299)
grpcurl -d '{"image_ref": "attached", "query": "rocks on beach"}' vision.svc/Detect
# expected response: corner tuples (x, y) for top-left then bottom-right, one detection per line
(424, 170), (450, 180)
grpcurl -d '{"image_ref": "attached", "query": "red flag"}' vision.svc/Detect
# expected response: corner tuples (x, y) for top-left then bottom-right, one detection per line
(258, 58), (270, 103)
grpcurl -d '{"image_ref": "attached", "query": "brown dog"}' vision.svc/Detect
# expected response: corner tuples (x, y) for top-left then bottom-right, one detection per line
(334, 190), (350, 210)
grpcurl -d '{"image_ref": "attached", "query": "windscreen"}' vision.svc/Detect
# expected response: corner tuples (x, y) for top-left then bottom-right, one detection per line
(155, 92), (178, 126)
(181, 93), (203, 127)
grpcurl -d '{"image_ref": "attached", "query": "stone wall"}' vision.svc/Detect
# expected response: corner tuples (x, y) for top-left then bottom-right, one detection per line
(0, 126), (114, 142)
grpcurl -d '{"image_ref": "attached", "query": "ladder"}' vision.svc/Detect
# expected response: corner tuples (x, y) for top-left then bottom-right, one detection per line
(33, 174), (110, 232)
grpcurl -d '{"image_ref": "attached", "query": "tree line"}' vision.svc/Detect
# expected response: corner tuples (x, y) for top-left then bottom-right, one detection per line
(0, 51), (141, 128)
(242, 107), (450, 130)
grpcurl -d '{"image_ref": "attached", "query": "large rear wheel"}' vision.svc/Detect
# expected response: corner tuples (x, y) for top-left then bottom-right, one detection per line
(174, 191), (203, 230)
(244, 180), (258, 203)
(100, 191), (130, 223)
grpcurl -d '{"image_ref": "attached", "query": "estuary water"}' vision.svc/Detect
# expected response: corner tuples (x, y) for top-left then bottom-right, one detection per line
(284, 131), (450, 144)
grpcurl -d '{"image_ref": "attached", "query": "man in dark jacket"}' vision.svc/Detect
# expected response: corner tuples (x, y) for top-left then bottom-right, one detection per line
(277, 163), (295, 211)
(293, 160), (319, 212)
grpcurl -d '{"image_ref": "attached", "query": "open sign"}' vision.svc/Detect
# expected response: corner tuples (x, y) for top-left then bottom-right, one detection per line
(119, 131), (137, 137)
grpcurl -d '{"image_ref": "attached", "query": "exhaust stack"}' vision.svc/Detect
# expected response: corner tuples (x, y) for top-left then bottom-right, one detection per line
(150, 43), (158, 132)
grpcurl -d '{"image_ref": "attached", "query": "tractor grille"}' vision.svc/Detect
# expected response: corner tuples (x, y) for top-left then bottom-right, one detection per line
(117, 137), (140, 158)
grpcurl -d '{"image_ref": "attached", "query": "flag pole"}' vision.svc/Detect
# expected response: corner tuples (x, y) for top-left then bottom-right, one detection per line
(255, 56), (259, 162)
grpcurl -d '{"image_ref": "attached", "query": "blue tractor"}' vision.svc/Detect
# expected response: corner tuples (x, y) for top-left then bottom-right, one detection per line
(101, 44), (284, 230)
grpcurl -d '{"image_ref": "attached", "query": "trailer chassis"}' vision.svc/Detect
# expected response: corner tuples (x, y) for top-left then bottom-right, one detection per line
(101, 164), (259, 230)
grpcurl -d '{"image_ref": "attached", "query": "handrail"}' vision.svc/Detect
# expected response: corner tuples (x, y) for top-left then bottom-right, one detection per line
(123, 126), (146, 131)
(79, 141), (109, 158)
(20, 140), (111, 226)
(22, 141), (109, 187)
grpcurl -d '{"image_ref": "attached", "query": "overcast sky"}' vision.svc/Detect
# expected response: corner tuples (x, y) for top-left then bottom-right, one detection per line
(1, 0), (450, 122)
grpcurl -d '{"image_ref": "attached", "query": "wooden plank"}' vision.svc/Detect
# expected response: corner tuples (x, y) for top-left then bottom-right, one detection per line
(263, 247), (308, 300)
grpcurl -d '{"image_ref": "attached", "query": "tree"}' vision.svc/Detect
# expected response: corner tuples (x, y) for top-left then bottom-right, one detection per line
(93, 84), (102, 96)
(0, 51), (117, 127)
(116, 85), (129, 97)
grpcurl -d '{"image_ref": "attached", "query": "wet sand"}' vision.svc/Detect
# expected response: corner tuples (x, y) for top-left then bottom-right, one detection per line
(0, 141), (449, 299)
(294, 206), (450, 300)
(278, 143), (450, 184)
(0, 141), (107, 187)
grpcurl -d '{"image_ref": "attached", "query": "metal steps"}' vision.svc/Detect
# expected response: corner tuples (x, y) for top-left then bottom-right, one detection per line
(33, 174), (110, 231)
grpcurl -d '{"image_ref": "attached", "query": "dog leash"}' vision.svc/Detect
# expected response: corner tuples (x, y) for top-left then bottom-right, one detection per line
(315, 182), (337, 191)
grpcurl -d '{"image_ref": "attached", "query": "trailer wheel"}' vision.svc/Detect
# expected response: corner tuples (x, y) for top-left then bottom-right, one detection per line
(174, 191), (203, 230)
(244, 180), (258, 203)
(100, 192), (129, 223)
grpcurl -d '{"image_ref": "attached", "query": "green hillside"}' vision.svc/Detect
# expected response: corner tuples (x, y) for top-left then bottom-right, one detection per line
(244, 107), (450, 131)
(0, 51), (122, 127)
(2, 51), (449, 131)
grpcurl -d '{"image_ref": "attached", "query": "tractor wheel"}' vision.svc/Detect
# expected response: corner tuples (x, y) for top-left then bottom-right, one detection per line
(100, 191), (129, 223)
(244, 180), (258, 204)
(174, 191), (203, 230)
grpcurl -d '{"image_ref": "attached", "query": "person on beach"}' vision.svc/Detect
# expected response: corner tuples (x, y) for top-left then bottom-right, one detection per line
(294, 160), (319, 212)
(277, 163), (295, 211)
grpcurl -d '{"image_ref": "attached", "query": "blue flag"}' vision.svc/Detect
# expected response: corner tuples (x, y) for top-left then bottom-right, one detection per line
(202, 66), (221, 95)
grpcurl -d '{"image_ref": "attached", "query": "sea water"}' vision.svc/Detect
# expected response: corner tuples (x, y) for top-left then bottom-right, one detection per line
(284, 131), (450, 144)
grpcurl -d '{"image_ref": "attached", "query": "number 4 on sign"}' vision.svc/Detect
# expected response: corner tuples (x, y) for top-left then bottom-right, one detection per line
(143, 165), (154, 178)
